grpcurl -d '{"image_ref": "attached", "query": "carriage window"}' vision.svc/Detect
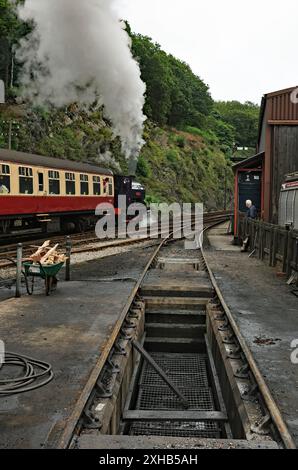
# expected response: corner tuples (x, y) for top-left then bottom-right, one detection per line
(93, 176), (101, 195)
(102, 177), (113, 196)
(19, 166), (33, 194)
(108, 177), (113, 196)
(65, 172), (76, 195)
(48, 170), (60, 195)
(80, 174), (89, 195)
(0, 164), (10, 193)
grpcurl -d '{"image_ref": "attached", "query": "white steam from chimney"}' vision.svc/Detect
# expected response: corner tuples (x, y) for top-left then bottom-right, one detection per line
(16, 0), (146, 169)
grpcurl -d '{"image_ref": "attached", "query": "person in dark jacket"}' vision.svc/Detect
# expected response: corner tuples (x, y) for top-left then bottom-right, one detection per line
(245, 200), (257, 219)
(241, 200), (257, 252)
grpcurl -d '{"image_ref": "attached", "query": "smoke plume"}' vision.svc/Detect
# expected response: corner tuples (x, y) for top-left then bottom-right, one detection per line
(16, 0), (146, 171)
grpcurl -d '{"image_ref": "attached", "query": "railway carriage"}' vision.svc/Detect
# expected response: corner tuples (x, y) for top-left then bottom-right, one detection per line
(0, 149), (120, 235)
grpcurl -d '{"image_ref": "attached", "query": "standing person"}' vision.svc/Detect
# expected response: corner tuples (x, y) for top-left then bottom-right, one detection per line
(241, 200), (257, 252)
(245, 199), (257, 219)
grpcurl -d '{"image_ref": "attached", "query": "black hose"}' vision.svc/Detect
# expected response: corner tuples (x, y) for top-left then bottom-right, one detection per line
(0, 351), (54, 395)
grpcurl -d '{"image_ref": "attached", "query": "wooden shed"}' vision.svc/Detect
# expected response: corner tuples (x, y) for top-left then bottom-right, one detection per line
(233, 86), (298, 236)
(258, 86), (298, 223)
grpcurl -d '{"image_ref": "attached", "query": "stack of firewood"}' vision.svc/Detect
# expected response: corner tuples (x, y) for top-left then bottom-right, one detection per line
(25, 241), (68, 265)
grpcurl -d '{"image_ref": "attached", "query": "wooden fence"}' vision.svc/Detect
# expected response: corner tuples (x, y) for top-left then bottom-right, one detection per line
(238, 215), (298, 276)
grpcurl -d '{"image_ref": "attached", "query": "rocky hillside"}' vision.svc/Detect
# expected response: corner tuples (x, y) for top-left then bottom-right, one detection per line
(0, 104), (233, 209)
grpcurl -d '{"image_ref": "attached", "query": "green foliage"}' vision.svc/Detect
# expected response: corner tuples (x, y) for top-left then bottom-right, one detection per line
(215, 100), (259, 147)
(175, 135), (186, 148)
(130, 33), (213, 129)
(0, 1), (31, 94)
(137, 126), (233, 209)
(136, 155), (151, 178)
(145, 194), (161, 205)
(184, 126), (217, 145)
(166, 149), (179, 163)
(0, 1), (23, 39)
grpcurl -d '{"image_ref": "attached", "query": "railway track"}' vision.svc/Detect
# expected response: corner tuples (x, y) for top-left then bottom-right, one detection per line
(0, 211), (229, 270)
(45, 212), (295, 450)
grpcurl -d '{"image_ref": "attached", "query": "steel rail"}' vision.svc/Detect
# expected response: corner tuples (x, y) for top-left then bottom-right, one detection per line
(55, 213), (295, 449)
(54, 212), (228, 448)
(200, 223), (296, 450)
(0, 212), (230, 268)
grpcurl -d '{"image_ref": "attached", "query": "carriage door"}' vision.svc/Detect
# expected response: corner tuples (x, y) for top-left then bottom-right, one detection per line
(37, 171), (46, 212)
(38, 172), (44, 193)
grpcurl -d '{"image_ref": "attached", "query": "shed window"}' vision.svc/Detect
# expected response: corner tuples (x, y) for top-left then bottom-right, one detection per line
(19, 166), (33, 194)
(48, 170), (60, 195)
(65, 172), (76, 195)
(80, 174), (89, 195)
(0, 164), (10, 193)
(93, 176), (101, 196)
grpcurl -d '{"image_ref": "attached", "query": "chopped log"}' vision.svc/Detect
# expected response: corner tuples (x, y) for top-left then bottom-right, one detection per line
(27, 241), (67, 266)
(30, 240), (51, 262)
(32, 240), (50, 257)
(40, 244), (59, 264)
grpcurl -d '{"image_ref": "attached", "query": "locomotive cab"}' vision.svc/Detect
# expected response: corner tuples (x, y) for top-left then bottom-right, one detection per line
(113, 175), (146, 218)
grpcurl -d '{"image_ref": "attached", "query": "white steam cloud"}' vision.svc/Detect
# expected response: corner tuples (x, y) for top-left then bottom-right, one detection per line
(16, 0), (146, 171)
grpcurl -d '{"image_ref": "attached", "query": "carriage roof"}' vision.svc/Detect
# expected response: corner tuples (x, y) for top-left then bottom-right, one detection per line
(0, 149), (113, 176)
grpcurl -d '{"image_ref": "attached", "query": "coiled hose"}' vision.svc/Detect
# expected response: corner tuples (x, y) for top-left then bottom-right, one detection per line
(0, 352), (54, 395)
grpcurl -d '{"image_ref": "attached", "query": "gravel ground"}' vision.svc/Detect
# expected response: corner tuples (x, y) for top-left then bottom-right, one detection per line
(0, 239), (159, 301)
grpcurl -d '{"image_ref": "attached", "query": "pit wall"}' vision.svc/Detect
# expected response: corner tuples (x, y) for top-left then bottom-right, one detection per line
(206, 301), (277, 445)
(82, 301), (146, 438)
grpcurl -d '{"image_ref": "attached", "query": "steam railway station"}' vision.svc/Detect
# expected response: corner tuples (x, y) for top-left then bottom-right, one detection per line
(0, 88), (298, 452)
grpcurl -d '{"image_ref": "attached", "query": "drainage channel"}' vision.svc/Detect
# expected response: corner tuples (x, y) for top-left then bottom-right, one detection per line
(71, 238), (294, 449)
(123, 245), (230, 441)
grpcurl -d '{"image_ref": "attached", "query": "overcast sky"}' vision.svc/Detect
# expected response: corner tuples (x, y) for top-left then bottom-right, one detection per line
(117, 0), (298, 105)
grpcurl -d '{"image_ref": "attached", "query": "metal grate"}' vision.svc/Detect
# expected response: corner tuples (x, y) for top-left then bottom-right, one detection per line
(137, 386), (214, 410)
(128, 352), (222, 439)
(139, 353), (209, 388)
(129, 421), (221, 439)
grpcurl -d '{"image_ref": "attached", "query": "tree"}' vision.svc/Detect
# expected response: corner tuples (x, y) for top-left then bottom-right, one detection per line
(130, 32), (213, 129)
(215, 100), (260, 148)
(131, 35), (173, 124)
(0, 0), (30, 95)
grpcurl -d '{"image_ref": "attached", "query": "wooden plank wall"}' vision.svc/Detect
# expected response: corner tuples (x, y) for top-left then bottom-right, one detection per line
(271, 126), (298, 224)
(238, 215), (298, 276)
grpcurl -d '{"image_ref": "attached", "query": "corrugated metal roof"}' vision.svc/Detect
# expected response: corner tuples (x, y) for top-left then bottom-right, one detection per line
(257, 86), (298, 147)
(0, 149), (113, 175)
(270, 87), (298, 121)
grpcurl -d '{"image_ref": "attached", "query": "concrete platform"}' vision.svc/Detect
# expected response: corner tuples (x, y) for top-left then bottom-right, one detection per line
(78, 434), (278, 449)
(0, 247), (155, 449)
(206, 223), (240, 251)
(205, 224), (298, 445)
